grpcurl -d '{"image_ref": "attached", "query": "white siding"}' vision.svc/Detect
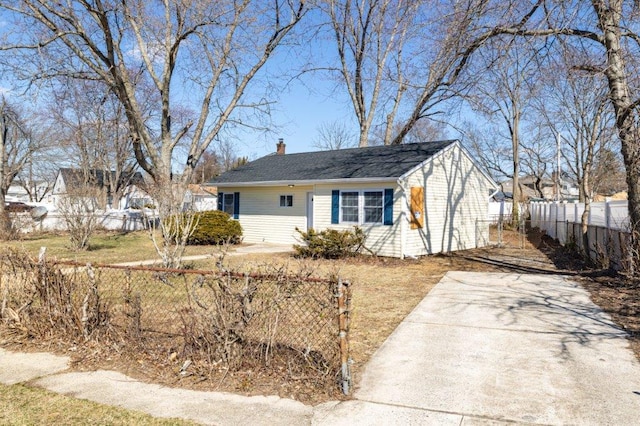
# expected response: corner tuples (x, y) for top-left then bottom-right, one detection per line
(222, 186), (311, 245)
(402, 144), (492, 257)
(313, 182), (402, 258)
(224, 143), (493, 257)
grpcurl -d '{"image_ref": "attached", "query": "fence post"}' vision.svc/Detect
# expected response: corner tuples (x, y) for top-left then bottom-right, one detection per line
(337, 278), (351, 395)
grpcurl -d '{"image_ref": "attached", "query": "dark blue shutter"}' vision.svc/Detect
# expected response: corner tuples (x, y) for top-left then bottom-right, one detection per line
(383, 188), (393, 225)
(331, 190), (339, 224)
(233, 192), (240, 220)
(217, 192), (223, 211)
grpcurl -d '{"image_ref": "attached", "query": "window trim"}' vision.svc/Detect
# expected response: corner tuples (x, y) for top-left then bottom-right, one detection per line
(363, 190), (384, 224)
(279, 194), (293, 208)
(339, 189), (385, 225)
(339, 191), (360, 224)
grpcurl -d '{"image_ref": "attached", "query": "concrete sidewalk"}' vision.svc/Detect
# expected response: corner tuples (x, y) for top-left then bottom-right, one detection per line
(2, 271), (640, 425)
(113, 243), (293, 267)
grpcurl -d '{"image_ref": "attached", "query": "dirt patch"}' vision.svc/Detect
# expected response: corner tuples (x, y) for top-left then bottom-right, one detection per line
(577, 276), (640, 357)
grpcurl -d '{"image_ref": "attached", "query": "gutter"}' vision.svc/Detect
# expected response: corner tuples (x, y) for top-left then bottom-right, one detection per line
(213, 177), (398, 188)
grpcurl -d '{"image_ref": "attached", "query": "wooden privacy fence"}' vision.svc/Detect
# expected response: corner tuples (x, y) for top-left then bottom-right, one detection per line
(530, 201), (632, 270)
(0, 252), (352, 394)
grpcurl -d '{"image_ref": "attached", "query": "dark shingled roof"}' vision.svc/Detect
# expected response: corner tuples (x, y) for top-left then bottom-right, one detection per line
(60, 168), (145, 190)
(211, 140), (457, 184)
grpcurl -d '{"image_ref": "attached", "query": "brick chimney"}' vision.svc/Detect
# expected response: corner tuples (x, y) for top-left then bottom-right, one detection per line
(276, 138), (286, 155)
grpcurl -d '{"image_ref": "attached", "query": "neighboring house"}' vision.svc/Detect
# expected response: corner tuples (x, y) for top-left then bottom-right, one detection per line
(6, 183), (31, 203)
(183, 184), (217, 211)
(500, 174), (579, 202)
(500, 176), (548, 201)
(52, 168), (149, 211)
(210, 140), (497, 258)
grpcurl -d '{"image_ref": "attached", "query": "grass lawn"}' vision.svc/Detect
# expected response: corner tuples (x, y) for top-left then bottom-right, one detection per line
(0, 229), (526, 403)
(0, 383), (195, 425)
(3, 230), (222, 264)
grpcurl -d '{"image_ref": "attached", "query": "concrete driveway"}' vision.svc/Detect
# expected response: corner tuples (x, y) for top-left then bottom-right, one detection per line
(317, 271), (640, 425)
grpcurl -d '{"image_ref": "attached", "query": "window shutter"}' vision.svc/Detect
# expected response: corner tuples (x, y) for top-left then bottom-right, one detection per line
(384, 188), (393, 225)
(331, 190), (339, 224)
(233, 192), (240, 220)
(217, 192), (223, 211)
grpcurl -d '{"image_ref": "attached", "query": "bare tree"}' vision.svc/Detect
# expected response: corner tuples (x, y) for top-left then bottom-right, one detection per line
(0, 1), (306, 266)
(592, 148), (626, 196)
(16, 153), (57, 202)
(534, 52), (616, 202)
(313, 121), (357, 150)
(57, 185), (100, 251)
(323, 0), (418, 146)
(323, 1), (547, 146)
(496, 0), (640, 272)
(47, 80), (139, 209)
(192, 151), (221, 184)
(0, 98), (40, 237)
(466, 39), (543, 223)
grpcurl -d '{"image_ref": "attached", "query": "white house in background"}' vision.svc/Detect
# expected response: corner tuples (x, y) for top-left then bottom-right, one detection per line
(51, 168), (150, 211)
(6, 181), (52, 203)
(183, 184), (217, 211)
(210, 139), (497, 258)
(6, 183), (30, 203)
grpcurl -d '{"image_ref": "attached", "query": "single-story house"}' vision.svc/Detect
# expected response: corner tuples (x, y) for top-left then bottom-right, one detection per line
(209, 139), (497, 258)
(52, 168), (149, 211)
(183, 184), (218, 211)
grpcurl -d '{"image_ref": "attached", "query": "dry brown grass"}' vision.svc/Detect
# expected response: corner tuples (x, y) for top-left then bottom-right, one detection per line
(214, 250), (501, 383)
(10, 227), (638, 405)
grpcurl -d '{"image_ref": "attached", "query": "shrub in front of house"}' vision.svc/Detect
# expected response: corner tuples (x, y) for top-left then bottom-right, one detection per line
(187, 210), (243, 245)
(294, 227), (367, 259)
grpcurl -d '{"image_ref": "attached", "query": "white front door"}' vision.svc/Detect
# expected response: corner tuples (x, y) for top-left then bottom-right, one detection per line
(306, 192), (314, 230)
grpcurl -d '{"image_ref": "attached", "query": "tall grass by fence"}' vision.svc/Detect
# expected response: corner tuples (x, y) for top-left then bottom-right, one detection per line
(0, 250), (352, 394)
(530, 201), (632, 270)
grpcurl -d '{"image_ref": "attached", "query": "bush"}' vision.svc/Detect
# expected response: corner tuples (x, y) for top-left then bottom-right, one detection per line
(294, 227), (367, 259)
(187, 210), (243, 245)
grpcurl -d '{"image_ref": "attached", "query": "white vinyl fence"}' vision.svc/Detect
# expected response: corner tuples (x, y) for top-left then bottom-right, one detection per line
(530, 200), (631, 269)
(12, 209), (154, 233)
(488, 201), (512, 223)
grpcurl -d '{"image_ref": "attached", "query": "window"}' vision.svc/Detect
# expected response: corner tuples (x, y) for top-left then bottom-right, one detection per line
(223, 193), (236, 216)
(363, 191), (383, 223)
(217, 192), (239, 219)
(129, 197), (153, 209)
(340, 191), (359, 222)
(332, 188), (392, 226)
(279, 195), (293, 207)
(339, 190), (384, 224)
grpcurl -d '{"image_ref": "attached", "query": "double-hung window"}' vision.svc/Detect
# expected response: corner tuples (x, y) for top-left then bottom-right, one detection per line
(363, 191), (383, 224)
(339, 190), (384, 224)
(340, 191), (359, 222)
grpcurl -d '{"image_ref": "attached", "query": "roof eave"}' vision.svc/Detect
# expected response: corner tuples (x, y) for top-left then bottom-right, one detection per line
(213, 176), (399, 187)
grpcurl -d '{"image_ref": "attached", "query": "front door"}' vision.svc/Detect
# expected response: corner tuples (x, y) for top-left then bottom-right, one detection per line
(306, 192), (314, 230)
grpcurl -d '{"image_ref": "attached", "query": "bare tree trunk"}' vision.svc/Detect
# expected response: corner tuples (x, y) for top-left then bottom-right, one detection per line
(0, 114), (9, 236)
(594, 0), (640, 272)
(512, 109), (521, 225)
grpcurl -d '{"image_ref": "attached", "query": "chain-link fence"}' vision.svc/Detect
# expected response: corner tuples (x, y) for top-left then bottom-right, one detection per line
(476, 219), (528, 249)
(0, 250), (352, 394)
